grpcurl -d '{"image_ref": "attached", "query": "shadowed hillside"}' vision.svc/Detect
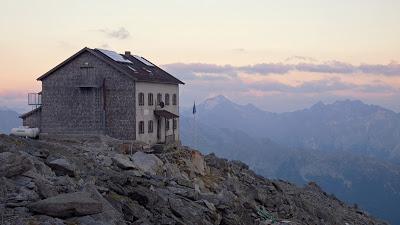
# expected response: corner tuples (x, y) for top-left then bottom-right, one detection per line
(181, 96), (400, 224)
(0, 134), (387, 225)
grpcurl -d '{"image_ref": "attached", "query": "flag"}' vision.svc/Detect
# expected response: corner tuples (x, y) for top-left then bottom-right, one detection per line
(192, 101), (196, 114)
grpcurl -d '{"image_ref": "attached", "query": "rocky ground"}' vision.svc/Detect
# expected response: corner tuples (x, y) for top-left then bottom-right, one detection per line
(0, 134), (388, 225)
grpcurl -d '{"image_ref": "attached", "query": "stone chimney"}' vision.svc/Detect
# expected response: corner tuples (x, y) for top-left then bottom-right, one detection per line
(125, 51), (131, 56)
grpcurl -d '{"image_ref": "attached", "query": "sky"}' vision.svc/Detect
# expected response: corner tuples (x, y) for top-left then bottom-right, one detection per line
(1, 0), (400, 112)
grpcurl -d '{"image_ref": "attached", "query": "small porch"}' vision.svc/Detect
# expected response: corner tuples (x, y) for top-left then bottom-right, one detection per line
(154, 109), (179, 144)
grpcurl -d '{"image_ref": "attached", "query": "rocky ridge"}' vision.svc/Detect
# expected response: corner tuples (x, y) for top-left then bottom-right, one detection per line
(0, 134), (387, 225)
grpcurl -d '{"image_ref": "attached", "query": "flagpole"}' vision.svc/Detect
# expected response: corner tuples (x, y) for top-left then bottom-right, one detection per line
(193, 101), (197, 149)
(194, 111), (196, 149)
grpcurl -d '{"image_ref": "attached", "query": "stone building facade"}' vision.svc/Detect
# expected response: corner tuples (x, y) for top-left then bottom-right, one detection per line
(20, 47), (184, 144)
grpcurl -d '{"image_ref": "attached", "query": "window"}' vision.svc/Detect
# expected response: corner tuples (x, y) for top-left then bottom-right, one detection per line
(139, 121), (145, 134)
(148, 120), (153, 133)
(173, 119), (177, 130)
(166, 119), (170, 130)
(172, 94), (177, 105)
(157, 93), (162, 105)
(138, 92), (145, 106)
(165, 94), (170, 105)
(148, 93), (154, 106)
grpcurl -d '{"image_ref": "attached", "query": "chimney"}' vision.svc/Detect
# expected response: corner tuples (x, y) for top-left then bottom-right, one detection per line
(125, 51), (131, 56)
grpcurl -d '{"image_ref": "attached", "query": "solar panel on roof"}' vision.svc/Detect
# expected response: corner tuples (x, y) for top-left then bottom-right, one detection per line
(133, 55), (155, 66)
(96, 48), (132, 63)
(128, 65), (138, 72)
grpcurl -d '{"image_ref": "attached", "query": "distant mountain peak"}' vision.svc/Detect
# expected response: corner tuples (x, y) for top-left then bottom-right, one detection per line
(333, 99), (365, 106)
(208, 95), (230, 102)
(202, 95), (233, 110)
(309, 99), (370, 111)
(310, 101), (326, 109)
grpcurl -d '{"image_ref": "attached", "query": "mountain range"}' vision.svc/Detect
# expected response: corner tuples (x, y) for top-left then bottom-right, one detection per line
(180, 96), (400, 224)
(2, 98), (400, 223)
(0, 109), (21, 134)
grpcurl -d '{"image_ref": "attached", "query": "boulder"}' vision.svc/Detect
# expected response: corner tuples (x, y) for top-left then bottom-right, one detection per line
(47, 158), (76, 177)
(0, 152), (33, 178)
(35, 179), (59, 198)
(112, 154), (136, 169)
(28, 192), (103, 218)
(190, 151), (207, 175)
(130, 151), (164, 175)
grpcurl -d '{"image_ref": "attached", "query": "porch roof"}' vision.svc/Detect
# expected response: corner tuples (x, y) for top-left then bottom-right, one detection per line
(154, 110), (179, 119)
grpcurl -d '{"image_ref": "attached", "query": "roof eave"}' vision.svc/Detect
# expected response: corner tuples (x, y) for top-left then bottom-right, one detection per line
(20, 106), (42, 119)
(36, 47), (138, 82)
(37, 47), (90, 81)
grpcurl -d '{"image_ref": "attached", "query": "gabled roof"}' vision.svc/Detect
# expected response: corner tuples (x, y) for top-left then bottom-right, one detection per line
(37, 47), (184, 85)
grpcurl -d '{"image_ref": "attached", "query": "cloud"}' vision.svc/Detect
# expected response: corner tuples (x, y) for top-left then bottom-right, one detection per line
(247, 77), (354, 94)
(0, 91), (31, 113)
(98, 27), (130, 40)
(232, 48), (246, 53)
(239, 63), (293, 75)
(359, 62), (400, 76)
(295, 61), (356, 74)
(285, 55), (317, 62)
(162, 63), (237, 81)
(163, 61), (400, 78)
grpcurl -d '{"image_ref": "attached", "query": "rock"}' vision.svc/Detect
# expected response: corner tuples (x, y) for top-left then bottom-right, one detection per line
(6, 186), (40, 208)
(130, 151), (164, 175)
(31, 149), (50, 159)
(164, 162), (184, 179)
(71, 215), (111, 225)
(0, 135), (389, 225)
(0, 152), (33, 178)
(200, 199), (216, 211)
(112, 153), (136, 169)
(47, 158), (76, 177)
(97, 154), (113, 167)
(30, 215), (66, 225)
(35, 179), (58, 198)
(28, 192), (103, 218)
(52, 175), (78, 193)
(82, 184), (125, 225)
(190, 150), (207, 175)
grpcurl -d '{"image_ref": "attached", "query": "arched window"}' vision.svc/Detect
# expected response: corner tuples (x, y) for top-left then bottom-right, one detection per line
(138, 92), (145, 106)
(165, 94), (170, 105)
(139, 121), (145, 134)
(157, 93), (162, 105)
(148, 120), (153, 133)
(172, 94), (177, 105)
(148, 93), (154, 106)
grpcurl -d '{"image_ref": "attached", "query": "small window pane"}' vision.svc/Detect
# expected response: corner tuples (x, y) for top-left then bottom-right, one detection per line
(172, 94), (177, 105)
(139, 121), (145, 134)
(138, 93), (145, 106)
(148, 93), (153, 106)
(148, 120), (153, 133)
(157, 93), (162, 105)
(165, 94), (170, 105)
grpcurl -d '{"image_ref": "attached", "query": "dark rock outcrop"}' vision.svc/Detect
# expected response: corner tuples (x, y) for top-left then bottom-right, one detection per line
(0, 152), (33, 178)
(0, 135), (388, 225)
(28, 192), (103, 218)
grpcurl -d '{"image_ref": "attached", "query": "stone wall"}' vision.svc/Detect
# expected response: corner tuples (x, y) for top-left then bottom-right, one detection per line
(40, 51), (136, 140)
